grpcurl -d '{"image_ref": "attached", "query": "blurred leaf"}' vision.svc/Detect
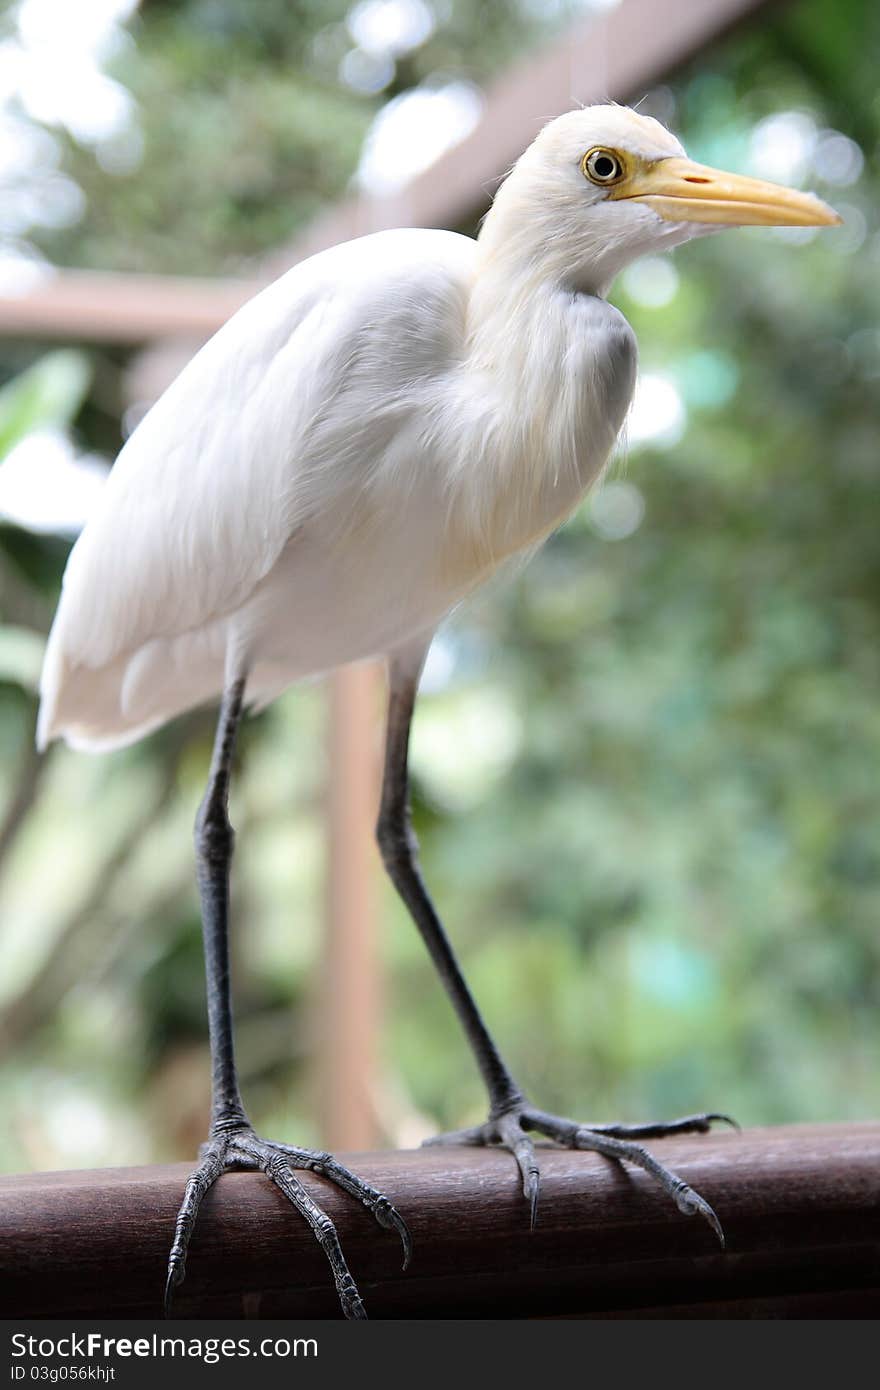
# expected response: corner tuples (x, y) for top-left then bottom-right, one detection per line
(0, 353), (92, 462)
(0, 626), (46, 693)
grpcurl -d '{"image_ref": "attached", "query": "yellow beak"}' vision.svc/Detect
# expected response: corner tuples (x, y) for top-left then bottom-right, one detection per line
(613, 155), (841, 228)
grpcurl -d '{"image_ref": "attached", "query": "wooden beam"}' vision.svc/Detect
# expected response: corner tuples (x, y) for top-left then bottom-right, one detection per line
(1, 1124), (878, 1318)
(318, 664), (384, 1152)
(0, 268), (259, 343)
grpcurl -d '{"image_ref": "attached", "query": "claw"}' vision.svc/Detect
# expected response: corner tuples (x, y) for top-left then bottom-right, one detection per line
(707, 1206), (726, 1249)
(526, 1169), (541, 1231)
(678, 1187), (726, 1248)
(163, 1261), (182, 1318)
(706, 1112), (740, 1134)
(375, 1198), (413, 1270)
(395, 1211), (413, 1271)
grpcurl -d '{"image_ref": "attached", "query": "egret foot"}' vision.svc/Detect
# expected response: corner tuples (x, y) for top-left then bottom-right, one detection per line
(165, 1127), (411, 1320)
(425, 1106), (735, 1239)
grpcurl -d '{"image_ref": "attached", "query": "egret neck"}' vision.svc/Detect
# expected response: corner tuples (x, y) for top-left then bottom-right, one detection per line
(456, 219), (637, 570)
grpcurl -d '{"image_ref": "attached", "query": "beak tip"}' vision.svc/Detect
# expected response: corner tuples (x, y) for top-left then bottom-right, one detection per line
(810, 195), (842, 227)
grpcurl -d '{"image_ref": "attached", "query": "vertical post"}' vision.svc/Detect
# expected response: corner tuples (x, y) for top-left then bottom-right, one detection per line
(318, 661), (383, 1151)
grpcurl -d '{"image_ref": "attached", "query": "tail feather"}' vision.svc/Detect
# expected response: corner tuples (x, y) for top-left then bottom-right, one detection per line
(38, 625), (226, 753)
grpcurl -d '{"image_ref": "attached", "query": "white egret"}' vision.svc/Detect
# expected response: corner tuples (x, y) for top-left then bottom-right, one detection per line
(37, 106), (839, 1318)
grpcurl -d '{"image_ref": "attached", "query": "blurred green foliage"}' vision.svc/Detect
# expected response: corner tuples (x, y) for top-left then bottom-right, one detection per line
(0, 351), (91, 459)
(0, 0), (878, 1174)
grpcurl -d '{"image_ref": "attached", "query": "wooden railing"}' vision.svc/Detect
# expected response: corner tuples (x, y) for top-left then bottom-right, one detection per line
(2, 1123), (878, 1318)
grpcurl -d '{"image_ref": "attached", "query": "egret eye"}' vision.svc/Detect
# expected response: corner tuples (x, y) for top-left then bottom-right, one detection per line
(582, 147), (624, 186)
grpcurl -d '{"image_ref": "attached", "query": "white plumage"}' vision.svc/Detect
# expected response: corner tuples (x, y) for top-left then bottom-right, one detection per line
(34, 110), (656, 749)
(38, 107), (836, 752)
(38, 222), (628, 750)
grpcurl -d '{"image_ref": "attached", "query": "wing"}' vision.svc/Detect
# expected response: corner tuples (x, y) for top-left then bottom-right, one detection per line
(38, 228), (476, 747)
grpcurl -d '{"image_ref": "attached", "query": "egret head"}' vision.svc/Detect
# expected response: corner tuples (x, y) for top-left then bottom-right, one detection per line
(481, 105), (840, 296)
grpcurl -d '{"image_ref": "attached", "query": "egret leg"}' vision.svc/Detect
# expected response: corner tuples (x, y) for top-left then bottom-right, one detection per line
(165, 678), (409, 1320)
(377, 651), (734, 1243)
